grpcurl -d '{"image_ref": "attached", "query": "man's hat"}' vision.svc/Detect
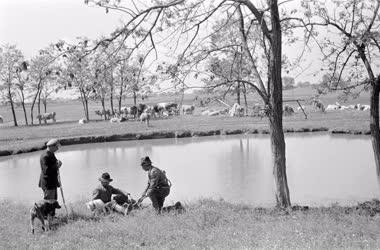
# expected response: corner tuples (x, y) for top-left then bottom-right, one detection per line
(46, 138), (60, 147)
(99, 172), (113, 182)
(141, 156), (152, 165)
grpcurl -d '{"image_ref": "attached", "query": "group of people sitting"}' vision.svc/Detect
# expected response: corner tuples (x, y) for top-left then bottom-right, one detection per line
(87, 156), (175, 215)
(38, 138), (183, 220)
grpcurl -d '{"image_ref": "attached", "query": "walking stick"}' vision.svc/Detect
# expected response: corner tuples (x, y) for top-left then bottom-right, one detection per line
(58, 171), (69, 218)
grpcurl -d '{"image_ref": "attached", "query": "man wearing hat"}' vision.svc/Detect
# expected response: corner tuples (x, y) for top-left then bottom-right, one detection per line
(91, 172), (131, 215)
(138, 156), (171, 214)
(38, 138), (62, 202)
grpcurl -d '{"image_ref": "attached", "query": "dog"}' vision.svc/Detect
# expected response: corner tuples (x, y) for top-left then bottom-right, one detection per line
(30, 200), (61, 234)
(86, 199), (113, 216)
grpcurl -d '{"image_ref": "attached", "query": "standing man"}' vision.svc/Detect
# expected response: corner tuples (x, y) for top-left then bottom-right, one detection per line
(39, 138), (62, 203)
(138, 156), (171, 214)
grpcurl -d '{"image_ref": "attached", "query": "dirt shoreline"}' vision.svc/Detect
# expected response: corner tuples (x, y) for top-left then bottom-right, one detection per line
(0, 127), (371, 157)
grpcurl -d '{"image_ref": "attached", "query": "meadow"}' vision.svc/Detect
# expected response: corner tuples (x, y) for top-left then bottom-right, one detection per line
(0, 87), (373, 153)
(1, 199), (379, 249)
(0, 87), (378, 249)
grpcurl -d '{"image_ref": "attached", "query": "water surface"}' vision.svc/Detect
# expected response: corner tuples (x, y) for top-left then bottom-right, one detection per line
(0, 133), (378, 206)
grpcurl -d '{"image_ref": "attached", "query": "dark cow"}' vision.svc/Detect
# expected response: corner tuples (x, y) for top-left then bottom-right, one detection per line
(37, 112), (56, 124)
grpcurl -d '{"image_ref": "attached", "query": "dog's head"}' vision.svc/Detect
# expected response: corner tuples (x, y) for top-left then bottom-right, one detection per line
(37, 200), (61, 216)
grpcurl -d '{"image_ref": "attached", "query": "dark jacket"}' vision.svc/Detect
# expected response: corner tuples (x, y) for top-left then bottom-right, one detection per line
(38, 150), (60, 189)
(92, 184), (125, 203)
(146, 166), (170, 197)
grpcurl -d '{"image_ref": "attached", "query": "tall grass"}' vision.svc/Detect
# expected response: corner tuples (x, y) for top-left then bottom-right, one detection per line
(1, 199), (379, 249)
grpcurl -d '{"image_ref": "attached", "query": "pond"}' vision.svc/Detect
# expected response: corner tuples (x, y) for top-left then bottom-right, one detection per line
(0, 133), (378, 207)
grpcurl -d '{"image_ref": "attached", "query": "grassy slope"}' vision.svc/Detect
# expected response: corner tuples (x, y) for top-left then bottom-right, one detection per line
(0, 86), (373, 152)
(1, 200), (379, 249)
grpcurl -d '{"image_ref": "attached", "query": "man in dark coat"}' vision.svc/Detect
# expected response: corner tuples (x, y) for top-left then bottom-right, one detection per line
(38, 138), (62, 201)
(91, 172), (132, 215)
(138, 156), (171, 214)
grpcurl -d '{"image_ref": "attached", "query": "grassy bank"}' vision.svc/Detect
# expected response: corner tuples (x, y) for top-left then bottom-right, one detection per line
(0, 110), (371, 154)
(1, 199), (380, 249)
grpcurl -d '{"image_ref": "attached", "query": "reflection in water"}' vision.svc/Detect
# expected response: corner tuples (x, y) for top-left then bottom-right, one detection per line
(0, 134), (378, 206)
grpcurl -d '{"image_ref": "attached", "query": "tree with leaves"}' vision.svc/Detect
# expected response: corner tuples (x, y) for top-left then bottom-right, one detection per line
(88, 0), (293, 208)
(59, 38), (95, 121)
(0, 44), (24, 126)
(15, 60), (30, 125)
(296, 0), (380, 185)
(28, 44), (63, 125)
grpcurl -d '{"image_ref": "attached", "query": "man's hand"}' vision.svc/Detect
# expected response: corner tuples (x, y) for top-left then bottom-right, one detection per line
(57, 160), (62, 168)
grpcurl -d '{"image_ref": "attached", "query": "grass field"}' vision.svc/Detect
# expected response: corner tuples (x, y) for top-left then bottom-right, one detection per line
(0, 87), (373, 153)
(0, 87), (378, 249)
(1, 199), (379, 249)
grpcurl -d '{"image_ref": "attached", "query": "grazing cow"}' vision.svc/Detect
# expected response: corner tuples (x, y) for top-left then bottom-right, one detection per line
(181, 104), (195, 115)
(137, 104), (147, 117)
(252, 104), (267, 119)
(360, 104), (370, 111)
(95, 109), (111, 120)
(37, 112), (56, 124)
(0, 115), (3, 124)
(296, 105), (306, 112)
(312, 99), (325, 112)
(78, 118), (88, 124)
(283, 105), (294, 116)
(140, 112), (150, 128)
(325, 104), (340, 111)
(229, 103), (244, 117)
(157, 102), (178, 116)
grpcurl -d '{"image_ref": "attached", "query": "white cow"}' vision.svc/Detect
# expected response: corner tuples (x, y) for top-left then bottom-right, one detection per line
(182, 104), (195, 115)
(326, 104), (340, 111)
(229, 103), (244, 117)
(139, 112), (150, 128)
(78, 118), (88, 124)
(361, 104), (370, 111)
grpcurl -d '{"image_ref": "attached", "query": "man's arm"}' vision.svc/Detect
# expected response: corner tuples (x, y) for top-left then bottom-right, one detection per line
(145, 168), (160, 197)
(92, 188), (101, 200)
(110, 186), (129, 196)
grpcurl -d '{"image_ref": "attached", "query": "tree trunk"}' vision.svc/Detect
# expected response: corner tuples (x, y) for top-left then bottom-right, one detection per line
(30, 80), (42, 125)
(84, 98), (89, 121)
(268, 0), (291, 208)
(101, 98), (107, 120)
(38, 90), (42, 125)
(133, 91), (137, 106)
(236, 82), (241, 105)
(43, 99), (47, 113)
(8, 86), (18, 127)
(110, 92), (114, 116)
(370, 81), (380, 186)
(21, 91), (28, 125)
(242, 83), (248, 116)
(79, 88), (89, 121)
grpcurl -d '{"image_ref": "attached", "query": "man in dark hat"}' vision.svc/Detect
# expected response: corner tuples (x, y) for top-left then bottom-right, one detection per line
(39, 138), (62, 203)
(91, 172), (131, 215)
(137, 156), (171, 214)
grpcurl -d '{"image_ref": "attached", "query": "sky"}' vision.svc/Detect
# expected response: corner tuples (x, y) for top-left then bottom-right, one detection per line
(0, 0), (125, 57)
(0, 0), (324, 85)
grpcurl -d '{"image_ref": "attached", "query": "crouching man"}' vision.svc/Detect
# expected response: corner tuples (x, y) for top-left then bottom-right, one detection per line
(137, 156), (171, 214)
(87, 172), (132, 215)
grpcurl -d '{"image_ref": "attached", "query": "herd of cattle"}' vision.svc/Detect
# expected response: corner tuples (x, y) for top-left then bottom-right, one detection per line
(0, 101), (372, 126)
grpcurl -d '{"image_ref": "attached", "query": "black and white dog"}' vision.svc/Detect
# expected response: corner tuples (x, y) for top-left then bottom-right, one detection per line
(30, 200), (61, 234)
